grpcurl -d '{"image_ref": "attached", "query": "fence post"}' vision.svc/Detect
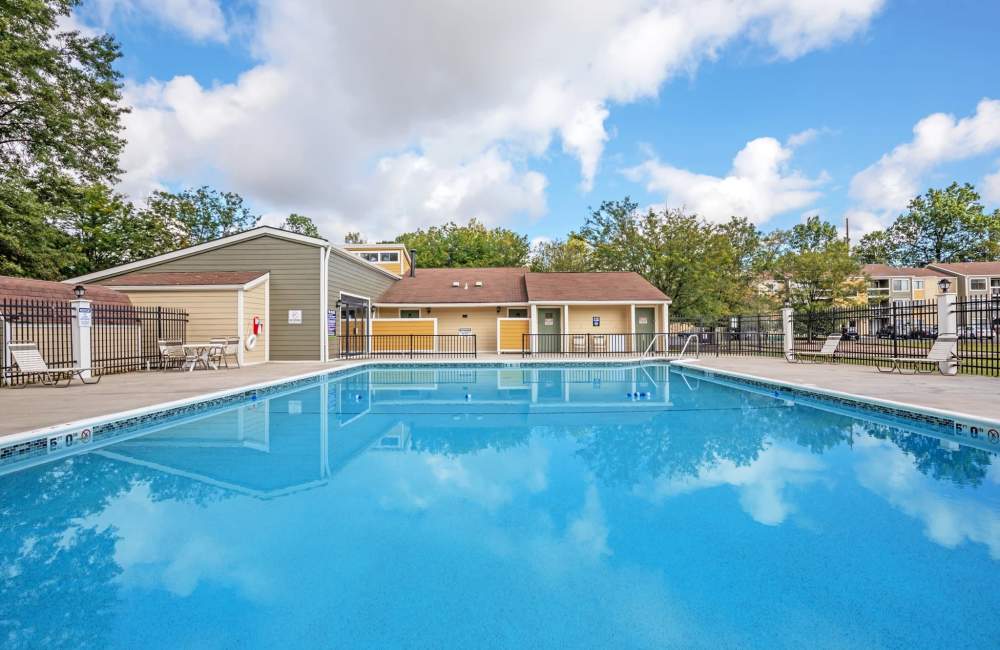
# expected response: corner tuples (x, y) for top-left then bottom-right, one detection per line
(937, 291), (958, 375)
(70, 299), (94, 379)
(781, 306), (794, 360)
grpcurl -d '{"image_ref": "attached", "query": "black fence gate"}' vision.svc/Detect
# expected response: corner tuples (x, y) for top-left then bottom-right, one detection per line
(0, 299), (76, 386)
(670, 313), (784, 357)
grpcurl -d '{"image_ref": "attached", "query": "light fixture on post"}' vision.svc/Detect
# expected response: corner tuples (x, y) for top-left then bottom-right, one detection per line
(73, 284), (86, 299)
(938, 278), (952, 294)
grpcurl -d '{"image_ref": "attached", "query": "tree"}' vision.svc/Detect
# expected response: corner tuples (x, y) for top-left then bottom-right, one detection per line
(0, 0), (127, 278)
(853, 230), (892, 264)
(528, 237), (593, 272)
(769, 216), (864, 313)
(142, 186), (260, 247)
(344, 231), (366, 244)
(394, 219), (529, 267)
(281, 213), (321, 238)
(58, 184), (175, 276)
(870, 183), (1000, 266)
(574, 198), (766, 317)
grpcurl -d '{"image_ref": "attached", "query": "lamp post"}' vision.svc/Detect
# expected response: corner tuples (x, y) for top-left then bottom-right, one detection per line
(73, 284), (86, 299)
(937, 277), (951, 294)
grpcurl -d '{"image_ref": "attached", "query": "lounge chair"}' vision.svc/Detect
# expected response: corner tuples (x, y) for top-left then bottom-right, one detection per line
(787, 334), (841, 363)
(875, 334), (959, 374)
(8, 342), (100, 387)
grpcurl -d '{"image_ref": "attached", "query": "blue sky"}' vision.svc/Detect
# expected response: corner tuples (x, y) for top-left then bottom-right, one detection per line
(74, 0), (1000, 242)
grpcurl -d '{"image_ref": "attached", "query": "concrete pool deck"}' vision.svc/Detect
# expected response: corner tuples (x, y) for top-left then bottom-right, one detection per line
(679, 356), (1000, 422)
(1, 355), (997, 437)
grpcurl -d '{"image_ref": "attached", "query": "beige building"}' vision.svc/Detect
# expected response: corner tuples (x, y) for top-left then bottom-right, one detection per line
(373, 267), (670, 354)
(926, 262), (1000, 298)
(342, 243), (412, 276)
(861, 264), (948, 304)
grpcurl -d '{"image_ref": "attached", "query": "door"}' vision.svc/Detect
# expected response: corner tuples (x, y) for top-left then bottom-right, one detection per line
(538, 308), (561, 353)
(635, 307), (655, 353)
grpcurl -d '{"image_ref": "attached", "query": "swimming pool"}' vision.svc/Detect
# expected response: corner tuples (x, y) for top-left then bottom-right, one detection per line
(1, 363), (997, 648)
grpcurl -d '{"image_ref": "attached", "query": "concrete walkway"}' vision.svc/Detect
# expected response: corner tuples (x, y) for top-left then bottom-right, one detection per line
(682, 356), (1000, 422)
(0, 362), (342, 437)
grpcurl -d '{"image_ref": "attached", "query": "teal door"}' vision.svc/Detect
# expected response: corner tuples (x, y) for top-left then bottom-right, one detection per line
(635, 307), (656, 353)
(538, 308), (561, 353)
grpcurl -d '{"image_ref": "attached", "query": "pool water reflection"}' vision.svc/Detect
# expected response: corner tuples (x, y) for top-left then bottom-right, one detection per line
(1, 364), (998, 648)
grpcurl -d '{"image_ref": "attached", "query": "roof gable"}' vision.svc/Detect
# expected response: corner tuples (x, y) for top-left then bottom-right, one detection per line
(524, 272), (668, 302)
(0, 275), (131, 305)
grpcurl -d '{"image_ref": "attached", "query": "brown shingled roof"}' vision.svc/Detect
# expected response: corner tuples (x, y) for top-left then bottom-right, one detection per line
(861, 264), (946, 278)
(525, 272), (668, 301)
(375, 268), (670, 304)
(927, 261), (1000, 276)
(377, 268), (528, 304)
(0, 275), (131, 305)
(102, 271), (268, 287)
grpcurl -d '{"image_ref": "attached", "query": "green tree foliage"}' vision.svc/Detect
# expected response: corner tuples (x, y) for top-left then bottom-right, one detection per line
(852, 229), (892, 264)
(0, 0), (127, 279)
(858, 183), (1000, 266)
(143, 186), (260, 248)
(394, 219), (529, 267)
(281, 213), (321, 238)
(528, 237), (593, 272)
(58, 184), (175, 276)
(344, 231), (366, 244)
(769, 216), (863, 313)
(574, 198), (768, 317)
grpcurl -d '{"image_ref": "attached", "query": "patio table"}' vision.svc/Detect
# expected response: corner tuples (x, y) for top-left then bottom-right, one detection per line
(181, 343), (223, 372)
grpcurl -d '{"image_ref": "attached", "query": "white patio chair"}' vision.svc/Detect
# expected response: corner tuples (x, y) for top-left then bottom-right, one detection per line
(157, 339), (188, 370)
(8, 342), (100, 387)
(787, 334), (840, 363)
(209, 336), (241, 368)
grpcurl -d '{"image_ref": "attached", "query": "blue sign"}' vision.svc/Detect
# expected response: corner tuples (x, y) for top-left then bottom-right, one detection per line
(327, 310), (337, 335)
(592, 316), (600, 327)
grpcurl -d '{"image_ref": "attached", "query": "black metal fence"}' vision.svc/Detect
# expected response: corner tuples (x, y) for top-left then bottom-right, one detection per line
(520, 332), (669, 358)
(670, 314), (785, 357)
(91, 304), (188, 375)
(953, 295), (1000, 376)
(336, 334), (477, 359)
(792, 300), (939, 363)
(0, 299), (76, 386)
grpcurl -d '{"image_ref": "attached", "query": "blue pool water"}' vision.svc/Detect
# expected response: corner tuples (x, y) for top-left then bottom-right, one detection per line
(1, 364), (998, 648)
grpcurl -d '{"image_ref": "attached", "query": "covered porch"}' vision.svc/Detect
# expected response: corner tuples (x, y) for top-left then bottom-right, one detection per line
(516, 301), (671, 356)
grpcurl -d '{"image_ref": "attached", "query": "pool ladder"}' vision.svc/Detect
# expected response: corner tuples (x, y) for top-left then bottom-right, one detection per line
(677, 334), (700, 358)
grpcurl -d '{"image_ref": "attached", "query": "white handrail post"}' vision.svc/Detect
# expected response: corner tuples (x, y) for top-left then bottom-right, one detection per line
(70, 299), (93, 380)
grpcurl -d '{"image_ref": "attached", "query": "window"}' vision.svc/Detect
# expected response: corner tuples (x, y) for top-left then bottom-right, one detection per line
(508, 308), (527, 318)
(891, 279), (910, 292)
(358, 252), (379, 262)
(380, 252), (399, 262)
(992, 278), (1000, 291)
(399, 309), (419, 319)
(970, 278), (987, 291)
(914, 280), (924, 290)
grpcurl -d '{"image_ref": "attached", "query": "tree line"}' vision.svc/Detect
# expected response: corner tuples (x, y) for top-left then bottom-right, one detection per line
(3, 2), (999, 318)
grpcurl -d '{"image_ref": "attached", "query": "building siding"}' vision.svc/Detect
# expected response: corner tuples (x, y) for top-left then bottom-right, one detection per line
(328, 252), (398, 358)
(431, 307), (500, 353)
(124, 290), (238, 346)
(104, 236), (322, 361)
(243, 281), (267, 364)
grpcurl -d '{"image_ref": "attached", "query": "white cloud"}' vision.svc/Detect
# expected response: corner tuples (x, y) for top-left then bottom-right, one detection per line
(983, 162), (1000, 205)
(625, 137), (826, 223)
(786, 127), (824, 148)
(89, 0), (228, 42)
(849, 98), (1000, 222)
(110, 0), (884, 239)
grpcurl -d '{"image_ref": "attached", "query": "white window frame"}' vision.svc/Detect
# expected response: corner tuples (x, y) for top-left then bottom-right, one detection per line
(891, 278), (910, 292)
(507, 307), (528, 318)
(969, 277), (988, 292)
(913, 280), (924, 290)
(399, 309), (420, 318)
(358, 252), (379, 262)
(379, 251), (399, 262)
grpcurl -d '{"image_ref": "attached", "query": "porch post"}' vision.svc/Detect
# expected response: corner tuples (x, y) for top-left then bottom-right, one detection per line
(529, 304), (538, 354)
(70, 299), (93, 379)
(937, 291), (958, 375)
(781, 306), (794, 360)
(630, 304), (636, 353)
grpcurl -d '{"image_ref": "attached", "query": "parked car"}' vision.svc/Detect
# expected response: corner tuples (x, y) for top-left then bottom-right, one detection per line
(910, 325), (938, 340)
(840, 326), (860, 341)
(876, 326), (908, 340)
(958, 324), (992, 340)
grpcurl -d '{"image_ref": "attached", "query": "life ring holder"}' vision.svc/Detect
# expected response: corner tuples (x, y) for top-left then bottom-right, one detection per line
(245, 334), (257, 351)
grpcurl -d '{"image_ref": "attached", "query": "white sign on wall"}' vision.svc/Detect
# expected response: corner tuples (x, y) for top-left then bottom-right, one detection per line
(288, 310), (302, 325)
(78, 306), (92, 328)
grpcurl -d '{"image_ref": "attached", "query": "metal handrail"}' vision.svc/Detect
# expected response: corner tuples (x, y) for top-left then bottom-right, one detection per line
(640, 332), (668, 359)
(678, 334), (699, 358)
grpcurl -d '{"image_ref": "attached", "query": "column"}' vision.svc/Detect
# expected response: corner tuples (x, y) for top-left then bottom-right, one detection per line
(781, 306), (794, 360)
(937, 292), (958, 375)
(70, 299), (93, 379)
(529, 304), (538, 354)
